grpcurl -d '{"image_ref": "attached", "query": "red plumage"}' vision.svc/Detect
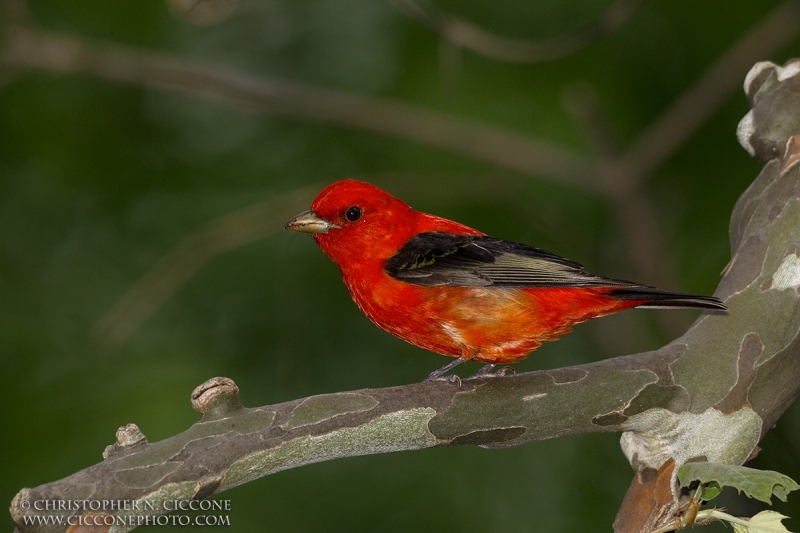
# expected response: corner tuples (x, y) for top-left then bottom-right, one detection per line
(285, 179), (726, 379)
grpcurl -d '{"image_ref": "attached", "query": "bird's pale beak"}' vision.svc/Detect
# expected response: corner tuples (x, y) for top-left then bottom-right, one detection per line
(283, 209), (341, 234)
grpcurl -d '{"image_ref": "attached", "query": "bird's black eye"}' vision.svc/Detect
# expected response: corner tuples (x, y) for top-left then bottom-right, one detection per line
(345, 206), (362, 222)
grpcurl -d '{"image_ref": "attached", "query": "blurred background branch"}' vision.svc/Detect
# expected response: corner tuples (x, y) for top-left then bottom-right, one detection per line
(391, 0), (644, 63)
(0, 27), (595, 188)
(620, 0), (800, 183)
(166, 0), (243, 27)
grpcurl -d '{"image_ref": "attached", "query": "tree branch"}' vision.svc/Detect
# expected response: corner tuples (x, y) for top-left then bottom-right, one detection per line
(10, 59), (800, 533)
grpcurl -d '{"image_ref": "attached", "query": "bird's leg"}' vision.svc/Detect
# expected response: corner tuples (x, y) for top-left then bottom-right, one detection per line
(474, 363), (496, 376)
(424, 357), (465, 382)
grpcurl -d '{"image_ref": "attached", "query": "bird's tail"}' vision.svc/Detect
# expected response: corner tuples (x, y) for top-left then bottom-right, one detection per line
(608, 287), (727, 311)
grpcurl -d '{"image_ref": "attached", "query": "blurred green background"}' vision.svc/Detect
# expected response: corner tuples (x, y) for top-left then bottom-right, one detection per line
(2, 0), (800, 531)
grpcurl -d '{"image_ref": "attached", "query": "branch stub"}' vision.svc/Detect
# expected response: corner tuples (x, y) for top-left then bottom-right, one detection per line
(191, 377), (243, 420)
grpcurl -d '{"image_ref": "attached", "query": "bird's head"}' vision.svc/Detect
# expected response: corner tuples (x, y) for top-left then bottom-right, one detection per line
(284, 179), (419, 267)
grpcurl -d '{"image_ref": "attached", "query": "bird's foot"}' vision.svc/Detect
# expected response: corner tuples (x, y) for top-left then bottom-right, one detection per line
(496, 365), (515, 377)
(467, 364), (515, 379)
(424, 357), (466, 382)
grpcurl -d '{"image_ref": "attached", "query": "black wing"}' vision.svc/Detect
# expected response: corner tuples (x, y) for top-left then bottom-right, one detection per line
(383, 232), (728, 311)
(383, 232), (635, 288)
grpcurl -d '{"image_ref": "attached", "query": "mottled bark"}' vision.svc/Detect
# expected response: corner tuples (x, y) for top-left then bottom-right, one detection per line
(10, 60), (800, 533)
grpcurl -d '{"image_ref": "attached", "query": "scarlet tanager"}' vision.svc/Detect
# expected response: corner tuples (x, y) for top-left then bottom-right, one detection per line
(284, 179), (726, 380)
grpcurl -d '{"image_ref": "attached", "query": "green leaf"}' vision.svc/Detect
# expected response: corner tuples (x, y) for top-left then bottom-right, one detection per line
(730, 511), (792, 533)
(678, 463), (800, 504)
(700, 481), (722, 502)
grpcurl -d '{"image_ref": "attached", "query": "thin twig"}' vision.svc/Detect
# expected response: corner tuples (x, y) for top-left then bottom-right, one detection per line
(392, 0), (644, 63)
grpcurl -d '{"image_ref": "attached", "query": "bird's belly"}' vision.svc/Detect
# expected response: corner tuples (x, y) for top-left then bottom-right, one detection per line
(344, 275), (635, 363)
(345, 273), (629, 364)
(422, 286), (552, 363)
(352, 279), (559, 362)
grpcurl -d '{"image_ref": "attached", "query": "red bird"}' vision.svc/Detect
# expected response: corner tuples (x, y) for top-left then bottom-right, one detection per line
(284, 179), (726, 380)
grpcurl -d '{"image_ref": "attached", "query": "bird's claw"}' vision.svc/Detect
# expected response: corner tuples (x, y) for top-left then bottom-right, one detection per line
(467, 364), (515, 379)
(497, 365), (515, 377)
(424, 373), (462, 386)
